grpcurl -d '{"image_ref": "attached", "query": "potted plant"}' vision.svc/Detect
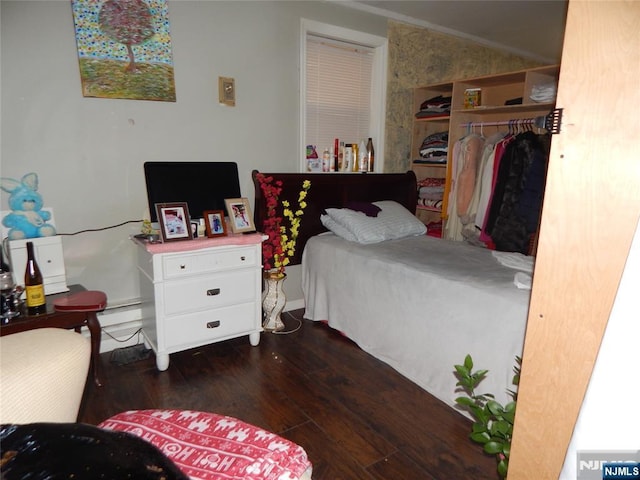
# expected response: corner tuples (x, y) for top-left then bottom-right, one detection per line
(454, 354), (521, 479)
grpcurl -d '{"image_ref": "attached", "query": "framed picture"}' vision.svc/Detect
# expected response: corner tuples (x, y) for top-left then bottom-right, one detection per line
(218, 76), (235, 106)
(224, 198), (255, 234)
(203, 210), (228, 238)
(155, 202), (193, 242)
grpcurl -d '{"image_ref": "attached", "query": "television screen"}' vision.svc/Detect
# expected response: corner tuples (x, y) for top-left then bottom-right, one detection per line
(144, 162), (241, 222)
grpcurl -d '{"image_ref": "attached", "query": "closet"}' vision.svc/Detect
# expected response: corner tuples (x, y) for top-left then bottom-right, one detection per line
(410, 65), (559, 247)
(410, 82), (453, 232)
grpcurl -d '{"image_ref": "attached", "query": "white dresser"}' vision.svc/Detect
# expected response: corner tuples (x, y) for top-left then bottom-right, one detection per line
(135, 234), (264, 371)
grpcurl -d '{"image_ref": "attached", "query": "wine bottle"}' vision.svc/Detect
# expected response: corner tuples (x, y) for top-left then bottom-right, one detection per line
(0, 248), (10, 275)
(1, 248), (13, 294)
(24, 241), (46, 315)
(366, 137), (375, 172)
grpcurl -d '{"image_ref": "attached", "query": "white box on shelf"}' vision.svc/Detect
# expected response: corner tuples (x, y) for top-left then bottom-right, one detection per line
(8, 236), (69, 295)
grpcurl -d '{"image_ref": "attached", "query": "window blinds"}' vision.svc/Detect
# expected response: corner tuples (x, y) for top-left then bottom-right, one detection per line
(305, 34), (373, 155)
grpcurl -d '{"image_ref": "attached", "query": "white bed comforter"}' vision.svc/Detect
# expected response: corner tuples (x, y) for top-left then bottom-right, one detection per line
(302, 233), (532, 414)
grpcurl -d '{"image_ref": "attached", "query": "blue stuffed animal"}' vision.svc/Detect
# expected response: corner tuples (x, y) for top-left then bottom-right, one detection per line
(1, 172), (57, 240)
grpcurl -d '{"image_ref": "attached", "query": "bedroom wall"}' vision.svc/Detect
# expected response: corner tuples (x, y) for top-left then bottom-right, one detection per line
(383, 21), (543, 173)
(0, 0), (387, 307)
(1, 1), (540, 314)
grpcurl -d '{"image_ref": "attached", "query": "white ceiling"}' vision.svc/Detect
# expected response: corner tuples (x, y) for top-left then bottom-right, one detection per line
(340, 0), (568, 63)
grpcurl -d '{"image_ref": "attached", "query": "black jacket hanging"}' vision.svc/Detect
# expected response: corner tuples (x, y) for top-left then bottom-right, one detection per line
(486, 131), (550, 254)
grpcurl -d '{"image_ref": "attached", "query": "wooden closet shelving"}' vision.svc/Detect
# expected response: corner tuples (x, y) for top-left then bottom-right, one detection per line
(410, 82), (453, 228)
(410, 65), (560, 234)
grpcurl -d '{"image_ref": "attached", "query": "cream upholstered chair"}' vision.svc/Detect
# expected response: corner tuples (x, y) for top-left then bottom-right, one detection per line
(0, 327), (90, 424)
(1, 329), (315, 480)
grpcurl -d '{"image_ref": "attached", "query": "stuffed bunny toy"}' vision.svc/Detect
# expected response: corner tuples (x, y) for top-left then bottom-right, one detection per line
(1, 172), (57, 240)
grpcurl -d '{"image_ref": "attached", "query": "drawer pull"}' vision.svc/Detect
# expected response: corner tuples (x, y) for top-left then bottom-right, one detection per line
(206, 321), (220, 329)
(240, 256), (246, 261)
(207, 288), (221, 296)
(180, 264), (186, 270)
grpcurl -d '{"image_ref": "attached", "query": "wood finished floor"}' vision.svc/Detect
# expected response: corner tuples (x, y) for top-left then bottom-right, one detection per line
(79, 310), (497, 480)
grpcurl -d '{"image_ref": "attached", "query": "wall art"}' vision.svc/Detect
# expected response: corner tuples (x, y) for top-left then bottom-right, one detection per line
(71, 0), (176, 102)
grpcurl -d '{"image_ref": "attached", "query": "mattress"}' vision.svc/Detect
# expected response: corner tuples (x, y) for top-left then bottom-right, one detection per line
(302, 233), (532, 413)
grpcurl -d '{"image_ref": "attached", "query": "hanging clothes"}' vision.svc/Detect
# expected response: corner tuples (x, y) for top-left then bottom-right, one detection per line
(444, 133), (485, 241)
(477, 133), (516, 248)
(485, 131), (551, 254)
(463, 131), (509, 246)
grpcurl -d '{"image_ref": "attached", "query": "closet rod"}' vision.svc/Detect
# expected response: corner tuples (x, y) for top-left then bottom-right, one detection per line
(459, 109), (562, 134)
(459, 116), (543, 128)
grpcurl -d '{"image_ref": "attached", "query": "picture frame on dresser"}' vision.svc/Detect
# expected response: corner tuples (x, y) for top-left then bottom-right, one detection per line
(204, 210), (227, 238)
(225, 198), (255, 233)
(155, 202), (193, 242)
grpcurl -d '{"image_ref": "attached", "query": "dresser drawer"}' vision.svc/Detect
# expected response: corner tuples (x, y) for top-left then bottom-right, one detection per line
(162, 246), (257, 279)
(164, 302), (257, 350)
(163, 269), (257, 315)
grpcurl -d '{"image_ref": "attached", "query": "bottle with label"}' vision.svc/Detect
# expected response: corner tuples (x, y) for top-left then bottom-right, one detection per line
(24, 241), (46, 315)
(366, 137), (375, 172)
(358, 140), (367, 172)
(343, 144), (353, 172)
(351, 143), (359, 172)
(322, 148), (331, 172)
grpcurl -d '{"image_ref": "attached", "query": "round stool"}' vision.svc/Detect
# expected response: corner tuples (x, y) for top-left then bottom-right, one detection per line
(99, 409), (313, 480)
(54, 290), (107, 387)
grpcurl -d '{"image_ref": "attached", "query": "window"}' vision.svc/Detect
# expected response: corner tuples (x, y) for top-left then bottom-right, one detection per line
(300, 20), (387, 172)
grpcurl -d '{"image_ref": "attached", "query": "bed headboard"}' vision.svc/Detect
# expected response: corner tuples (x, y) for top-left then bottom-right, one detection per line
(252, 170), (418, 266)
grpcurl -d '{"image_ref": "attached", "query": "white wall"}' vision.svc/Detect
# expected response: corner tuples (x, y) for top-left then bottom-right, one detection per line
(0, 0), (387, 307)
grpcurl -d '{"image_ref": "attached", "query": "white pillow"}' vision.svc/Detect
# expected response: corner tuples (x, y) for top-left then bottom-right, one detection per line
(324, 200), (426, 244)
(320, 214), (358, 242)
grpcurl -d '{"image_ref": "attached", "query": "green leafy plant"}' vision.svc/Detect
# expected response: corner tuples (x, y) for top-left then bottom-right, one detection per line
(454, 355), (521, 479)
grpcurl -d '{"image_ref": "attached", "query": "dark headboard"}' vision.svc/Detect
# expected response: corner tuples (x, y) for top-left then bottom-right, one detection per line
(252, 171), (418, 265)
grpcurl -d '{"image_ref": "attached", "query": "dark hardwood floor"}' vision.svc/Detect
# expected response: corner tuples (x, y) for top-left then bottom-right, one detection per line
(79, 310), (497, 480)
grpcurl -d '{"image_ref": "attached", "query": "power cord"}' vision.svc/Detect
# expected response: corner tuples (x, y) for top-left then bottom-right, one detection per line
(270, 310), (303, 335)
(101, 326), (143, 344)
(57, 219), (144, 236)
(1, 219), (144, 254)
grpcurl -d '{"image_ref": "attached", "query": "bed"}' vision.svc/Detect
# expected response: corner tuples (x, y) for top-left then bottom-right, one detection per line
(252, 170), (532, 413)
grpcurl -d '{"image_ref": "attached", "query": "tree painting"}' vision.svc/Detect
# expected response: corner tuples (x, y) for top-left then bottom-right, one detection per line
(71, 0), (176, 101)
(98, 0), (155, 73)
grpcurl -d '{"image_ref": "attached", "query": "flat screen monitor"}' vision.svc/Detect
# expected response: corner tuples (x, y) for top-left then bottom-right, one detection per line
(144, 161), (241, 222)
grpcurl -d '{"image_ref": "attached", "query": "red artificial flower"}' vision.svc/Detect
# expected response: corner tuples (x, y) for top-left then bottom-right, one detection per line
(255, 173), (310, 276)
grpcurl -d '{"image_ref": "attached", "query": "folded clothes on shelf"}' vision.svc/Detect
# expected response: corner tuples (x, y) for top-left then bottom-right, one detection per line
(415, 95), (452, 118)
(419, 131), (449, 159)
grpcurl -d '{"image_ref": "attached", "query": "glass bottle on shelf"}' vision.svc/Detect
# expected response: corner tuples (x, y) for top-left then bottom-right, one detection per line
(1, 249), (16, 319)
(366, 137), (375, 172)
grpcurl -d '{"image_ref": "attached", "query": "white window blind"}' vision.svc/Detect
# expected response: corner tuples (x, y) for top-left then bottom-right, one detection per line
(305, 34), (373, 155)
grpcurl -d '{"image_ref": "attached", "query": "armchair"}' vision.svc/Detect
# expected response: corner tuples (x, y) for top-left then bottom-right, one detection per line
(0, 327), (90, 424)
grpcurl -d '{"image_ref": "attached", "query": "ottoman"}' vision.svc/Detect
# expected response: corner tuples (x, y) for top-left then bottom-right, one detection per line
(98, 409), (312, 480)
